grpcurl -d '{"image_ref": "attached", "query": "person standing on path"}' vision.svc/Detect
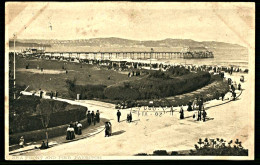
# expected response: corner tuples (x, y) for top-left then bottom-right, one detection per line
(197, 110), (201, 121)
(55, 91), (58, 99)
(221, 92), (225, 101)
(117, 110), (121, 122)
(96, 110), (100, 123)
(91, 111), (95, 124)
(179, 106), (184, 119)
(129, 112), (132, 122)
(202, 109), (207, 122)
(238, 83), (241, 90)
(50, 91), (53, 99)
(40, 90), (43, 98)
(87, 111), (92, 126)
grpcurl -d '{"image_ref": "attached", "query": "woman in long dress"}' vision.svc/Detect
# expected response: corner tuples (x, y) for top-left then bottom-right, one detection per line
(179, 106), (184, 119)
(70, 127), (75, 139)
(66, 126), (71, 140)
(77, 122), (82, 135)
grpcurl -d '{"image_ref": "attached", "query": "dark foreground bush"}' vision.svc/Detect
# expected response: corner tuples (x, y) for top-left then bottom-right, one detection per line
(9, 96), (86, 134)
(190, 138), (248, 156)
(135, 153), (148, 156)
(153, 150), (169, 155)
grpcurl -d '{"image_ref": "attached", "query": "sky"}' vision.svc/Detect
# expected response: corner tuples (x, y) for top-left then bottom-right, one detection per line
(5, 2), (255, 48)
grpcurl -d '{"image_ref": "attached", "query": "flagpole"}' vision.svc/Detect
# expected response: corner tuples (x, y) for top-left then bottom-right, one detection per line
(13, 33), (16, 99)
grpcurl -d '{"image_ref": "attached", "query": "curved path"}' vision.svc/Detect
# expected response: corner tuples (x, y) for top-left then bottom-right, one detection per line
(9, 73), (252, 158)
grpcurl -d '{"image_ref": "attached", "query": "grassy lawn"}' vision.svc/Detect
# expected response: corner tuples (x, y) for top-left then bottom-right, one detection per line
(12, 57), (143, 98)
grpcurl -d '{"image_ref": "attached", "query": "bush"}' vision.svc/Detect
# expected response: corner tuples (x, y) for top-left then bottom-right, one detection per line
(190, 138), (248, 156)
(135, 153), (148, 156)
(68, 84), (106, 99)
(9, 96), (86, 134)
(104, 86), (140, 100)
(103, 71), (210, 102)
(167, 66), (190, 76)
(148, 70), (169, 79)
(153, 150), (169, 155)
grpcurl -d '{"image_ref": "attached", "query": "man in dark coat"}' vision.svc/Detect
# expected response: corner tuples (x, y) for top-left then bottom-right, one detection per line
(187, 101), (193, 111)
(40, 90), (43, 98)
(232, 92), (236, 101)
(179, 106), (184, 119)
(91, 111), (95, 123)
(87, 111), (92, 126)
(105, 122), (110, 137)
(117, 110), (121, 122)
(238, 83), (241, 90)
(96, 110), (100, 123)
(55, 91), (58, 98)
(50, 91), (53, 99)
(202, 110), (207, 122)
(197, 110), (202, 121)
(129, 112), (132, 122)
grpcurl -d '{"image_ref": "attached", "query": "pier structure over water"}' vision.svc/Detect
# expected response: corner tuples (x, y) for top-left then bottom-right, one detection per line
(19, 46), (214, 60)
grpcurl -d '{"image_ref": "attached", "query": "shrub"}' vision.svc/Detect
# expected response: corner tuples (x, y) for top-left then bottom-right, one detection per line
(190, 138), (248, 156)
(148, 70), (169, 79)
(104, 86), (140, 100)
(9, 96), (86, 134)
(153, 150), (169, 155)
(135, 153), (148, 156)
(167, 66), (190, 76)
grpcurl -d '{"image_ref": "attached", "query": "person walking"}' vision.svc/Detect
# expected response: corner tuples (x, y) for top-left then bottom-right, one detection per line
(238, 83), (241, 90)
(232, 91), (236, 101)
(197, 110), (201, 121)
(202, 110), (207, 122)
(40, 90), (43, 98)
(179, 106), (184, 119)
(129, 112), (132, 122)
(55, 91), (58, 99)
(105, 122), (110, 137)
(96, 110), (100, 123)
(117, 110), (121, 122)
(221, 92), (225, 101)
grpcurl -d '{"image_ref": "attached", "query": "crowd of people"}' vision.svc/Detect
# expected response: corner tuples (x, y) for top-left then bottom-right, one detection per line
(86, 110), (100, 126)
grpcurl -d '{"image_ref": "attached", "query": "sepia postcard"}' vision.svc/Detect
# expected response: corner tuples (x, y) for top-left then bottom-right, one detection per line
(5, 2), (255, 160)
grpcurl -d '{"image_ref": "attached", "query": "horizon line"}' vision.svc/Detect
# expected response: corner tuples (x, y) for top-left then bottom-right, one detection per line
(7, 37), (245, 47)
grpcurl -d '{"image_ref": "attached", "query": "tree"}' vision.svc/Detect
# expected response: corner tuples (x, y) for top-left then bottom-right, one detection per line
(36, 99), (54, 147)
